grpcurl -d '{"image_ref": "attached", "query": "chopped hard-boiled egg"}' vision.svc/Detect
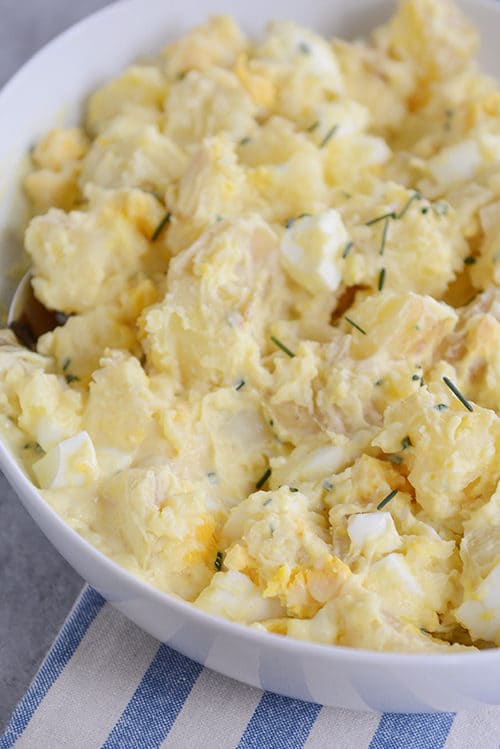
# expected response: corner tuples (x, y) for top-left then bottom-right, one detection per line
(279, 210), (349, 294)
(33, 431), (98, 489)
(4, 0), (500, 653)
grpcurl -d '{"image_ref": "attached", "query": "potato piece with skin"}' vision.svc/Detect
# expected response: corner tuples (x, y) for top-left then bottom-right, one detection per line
(163, 16), (247, 78)
(141, 216), (288, 388)
(172, 136), (249, 227)
(32, 128), (89, 170)
(164, 68), (257, 147)
(373, 0), (478, 83)
(373, 385), (500, 523)
(98, 466), (217, 599)
(443, 311), (500, 413)
(79, 117), (188, 193)
(222, 486), (334, 617)
(26, 187), (165, 314)
(250, 21), (344, 123)
(340, 185), (469, 297)
(248, 142), (329, 224)
(25, 128), (89, 214)
(24, 165), (81, 214)
(341, 291), (457, 363)
(455, 482), (500, 644)
(86, 65), (167, 135)
(37, 308), (139, 385)
(334, 39), (413, 135)
(194, 570), (285, 623)
(17, 370), (82, 452)
(84, 351), (155, 451)
(287, 574), (468, 652)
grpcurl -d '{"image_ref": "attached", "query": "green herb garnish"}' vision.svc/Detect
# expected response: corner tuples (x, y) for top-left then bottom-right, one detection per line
(298, 41), (311, 54)
(323, 479), (333, 491)
(401, 436), (412, 450)
(412, 374), (421, 381)
(388, 455), (403, 465)
(377, 489), (398, 510)
(395, 192), (422, 220)
(214, 551), (223, 571)
(319, 124), (339, 148)
(434, 403), (448, 411)
(151, 211), (172, 241)
(270, 335), (296, 357)
(207, 471), (218, 484)
(378, 267), (386, 291)
(290, 487), (299, 493)
(442, 376), (473, 412)
(256, 467), (272, 490)
(345, 316), (366, 335)
(235, 379), (246, 391)
(342, 240), (353, 259)
(379, 217), (390, 256)
(62, 358), (71, 372)
(464, 256), (477, 265)
(215, 215), (224, 222)
(366, 211), (396, 227)
(65, 374), (79, 384)
(240, 136), (251, 146)
(307, 120), (319, 133)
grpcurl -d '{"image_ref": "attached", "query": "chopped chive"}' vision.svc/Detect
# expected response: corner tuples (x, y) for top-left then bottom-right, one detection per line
(235, 379), (246, 391)
(377, 489), (398, 510)
(270, 335), (296, 357)
(214, 551), (223, 571)
(298, 41), (311, 54)
(434, 403), (448, 411)
(215, 215), (224, 222)
(401, 435), (412, 450)
(342, 240), (353, 259)
(433, 201), (449, 217)
(24, 442), (44, 455)
(65, 374), (79, 384)
(374, 379), (383, 386)
(290, 487), (299, 492)
(256, 467), (272, 490)
(412, 374), (421, 381)
(269, 419), (274, 427)
(388, 454), (403, 464)
(323, 479), (333, 491)
(421, 207), (429, 214)
(62, 358), (71, 372)
(307, 120), (319, 133)
(239, 136), (251, 146)
(263, 497), (273, 506)
(379, 217), (390, 256)
(442, 376), (473, 412)
(378, 267), (386, 291)
(319, 124), (339, 148)
(396, 192), (422, 220)
(464, 256), (477, 265)
(151, 211), (172, 241)
(366, 211), (396, 227)
(285, 217), (296, 229)
(207, 471), (219, 484)
(345, 316), (366, 335)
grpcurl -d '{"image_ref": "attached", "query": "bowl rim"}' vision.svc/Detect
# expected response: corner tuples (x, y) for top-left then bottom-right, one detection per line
(1, 0), (500, 670)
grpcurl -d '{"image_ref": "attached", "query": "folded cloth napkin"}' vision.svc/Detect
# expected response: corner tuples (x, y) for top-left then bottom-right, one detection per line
(1, 587), (499, 749)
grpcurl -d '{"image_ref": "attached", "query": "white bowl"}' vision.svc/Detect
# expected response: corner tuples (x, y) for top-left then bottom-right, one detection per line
(1, 0), (500, 713)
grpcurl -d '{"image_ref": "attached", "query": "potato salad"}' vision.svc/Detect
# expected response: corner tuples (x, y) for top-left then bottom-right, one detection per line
(3, 0), (500, 652)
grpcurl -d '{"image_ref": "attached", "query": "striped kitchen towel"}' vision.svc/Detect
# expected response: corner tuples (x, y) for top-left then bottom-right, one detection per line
(1, 587), (499, 749)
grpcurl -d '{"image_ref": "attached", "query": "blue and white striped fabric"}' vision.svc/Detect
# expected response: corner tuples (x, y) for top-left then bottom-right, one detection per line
(1, 587), (499, 749)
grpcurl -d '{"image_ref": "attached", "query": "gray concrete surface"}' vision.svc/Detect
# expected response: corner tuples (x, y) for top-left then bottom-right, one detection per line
(0, 0), (114, 731)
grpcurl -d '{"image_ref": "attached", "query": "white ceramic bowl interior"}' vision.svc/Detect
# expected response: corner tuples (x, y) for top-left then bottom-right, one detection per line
(1, 0), (500, 713)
